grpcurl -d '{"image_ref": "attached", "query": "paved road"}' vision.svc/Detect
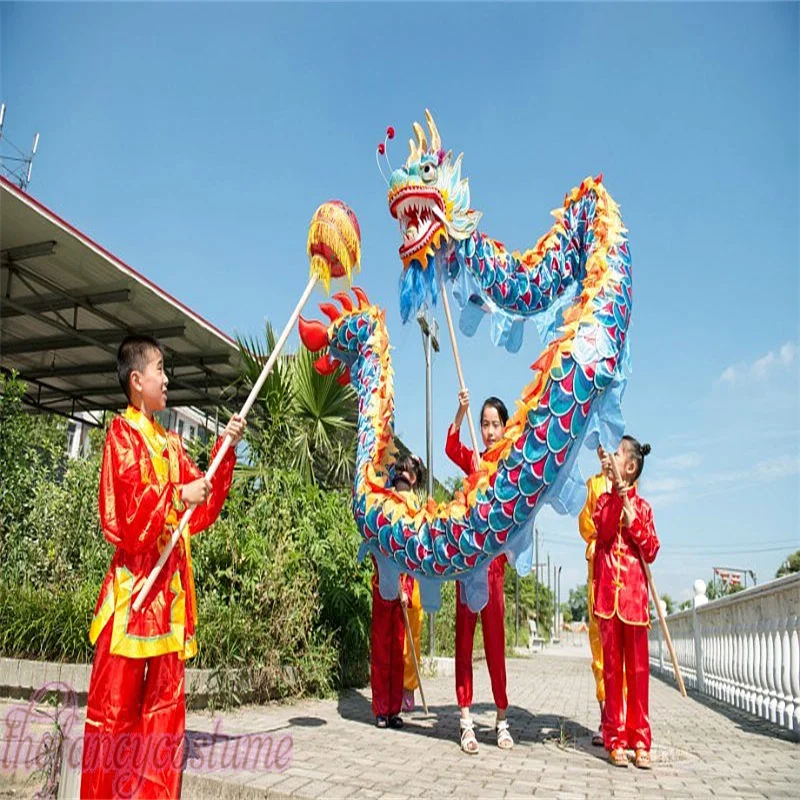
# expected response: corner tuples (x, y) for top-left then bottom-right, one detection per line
(1, 649), (796, 798)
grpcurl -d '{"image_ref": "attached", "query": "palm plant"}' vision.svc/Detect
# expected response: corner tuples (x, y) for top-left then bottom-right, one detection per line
(235, 323), (357, 489)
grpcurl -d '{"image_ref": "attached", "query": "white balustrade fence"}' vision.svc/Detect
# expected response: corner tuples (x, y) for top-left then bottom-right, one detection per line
(649, 572), (800, 737)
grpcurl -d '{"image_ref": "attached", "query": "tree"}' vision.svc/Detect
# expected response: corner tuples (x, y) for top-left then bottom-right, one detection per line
(567, 582), (589, 623)
(776, 550), (800, 578)
(237, 324), (357, 489)
(706, 578), (744, 601)
(660, 593), (676, 615)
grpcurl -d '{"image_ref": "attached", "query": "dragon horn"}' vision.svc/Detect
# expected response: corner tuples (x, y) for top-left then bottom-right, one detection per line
(413, 121), (428, 153)
(336, 367), (351, 386)
(407, 137), (418, 167)
(298, 316), (329, 352)
(319, 302), (341, 323)
(313, 353), (338, 376)
(425, 109), (440, 152)
(333, 291), (354, 312)
(352, 287), (370, 308)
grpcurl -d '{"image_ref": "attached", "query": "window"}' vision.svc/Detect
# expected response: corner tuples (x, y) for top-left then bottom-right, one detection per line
(178, 420), (184, 436)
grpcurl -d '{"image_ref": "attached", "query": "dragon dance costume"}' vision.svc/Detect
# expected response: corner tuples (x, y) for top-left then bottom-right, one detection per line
(592, 485), (659, 753)
(446, 425), (508, 712)
(81, 407), (235, 799)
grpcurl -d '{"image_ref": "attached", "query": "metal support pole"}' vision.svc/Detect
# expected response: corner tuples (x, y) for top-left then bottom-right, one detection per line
(418, 306), (439, 657)
(547, 553), (551, 640)
(534, 526), (540, 636)
(515, 572), (519, 647)
(556, 565), (562, 641)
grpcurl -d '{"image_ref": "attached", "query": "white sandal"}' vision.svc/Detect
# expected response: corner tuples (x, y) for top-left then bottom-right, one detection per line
(496, 719), (514, 750)
(460, 718), (479, 755)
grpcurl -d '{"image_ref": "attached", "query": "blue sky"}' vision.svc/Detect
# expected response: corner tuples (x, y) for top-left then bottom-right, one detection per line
(2, 2), (798, 603)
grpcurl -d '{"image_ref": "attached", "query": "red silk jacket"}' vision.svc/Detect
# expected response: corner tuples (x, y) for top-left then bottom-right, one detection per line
(445, 423), (506, 577)
(592, 486), (660, 626)
(89, 407), (235, 659)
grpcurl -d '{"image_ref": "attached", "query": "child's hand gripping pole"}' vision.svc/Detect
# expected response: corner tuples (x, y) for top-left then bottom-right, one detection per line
(602, 448), (688, 697)
(436, 268), (481, 471)
(132, 276), (318, 612)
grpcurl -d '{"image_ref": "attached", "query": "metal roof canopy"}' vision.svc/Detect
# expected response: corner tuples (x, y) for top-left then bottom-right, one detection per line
(0, 177), (243, 421)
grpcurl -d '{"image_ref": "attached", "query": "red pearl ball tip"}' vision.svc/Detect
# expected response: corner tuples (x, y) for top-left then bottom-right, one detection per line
(386, 126), (395, 139)
(377, 143), (386, 155)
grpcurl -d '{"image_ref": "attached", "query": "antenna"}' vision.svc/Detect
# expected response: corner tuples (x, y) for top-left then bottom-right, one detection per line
(0, 103), (42, 191)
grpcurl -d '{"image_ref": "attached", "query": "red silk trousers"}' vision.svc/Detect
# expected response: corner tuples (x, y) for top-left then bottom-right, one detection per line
(455, 561), (508, 710)
(80, 621), (185, 799)
(370, 579), (407, 718)
(598, 615), (651, 751)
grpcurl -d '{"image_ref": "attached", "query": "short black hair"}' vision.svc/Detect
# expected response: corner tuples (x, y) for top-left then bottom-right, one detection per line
(622, 435), (652, 482)
(481, 396), (509, 426)
(393, 453), (425, 490)
(117, 335), (163, 401)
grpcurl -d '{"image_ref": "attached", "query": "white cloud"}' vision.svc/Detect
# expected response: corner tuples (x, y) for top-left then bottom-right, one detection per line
(655, 453), (702, 470)
(643, 477), (687, 494)
(716, 340), (798, 386)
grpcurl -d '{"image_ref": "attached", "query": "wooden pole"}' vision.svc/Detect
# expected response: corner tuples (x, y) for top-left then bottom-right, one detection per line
(402, 604), (429, 715)
(436, 270), (481, 470)
(602, 449), (687, 697)
(132, 275), (318, 612)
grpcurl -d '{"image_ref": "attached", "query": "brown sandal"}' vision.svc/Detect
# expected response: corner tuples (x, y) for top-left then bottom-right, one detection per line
(634, 749), (652, 769)
(609, 748), (628, 767)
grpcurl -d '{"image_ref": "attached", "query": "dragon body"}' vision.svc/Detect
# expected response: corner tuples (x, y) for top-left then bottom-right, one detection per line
(299, 115), (632, 611)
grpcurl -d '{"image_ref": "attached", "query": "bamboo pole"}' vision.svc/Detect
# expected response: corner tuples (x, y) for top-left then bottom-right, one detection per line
(402, 603), (429, 715)
(602, 448), (687, 697)
(132, 276), (318, 612)
(436, 271), (481, 470)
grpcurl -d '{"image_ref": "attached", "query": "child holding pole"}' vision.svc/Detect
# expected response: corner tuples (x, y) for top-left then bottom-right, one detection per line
(81, 336), (244, 798)
(594, 436), (659, 769)
(446, 389), (513, 754)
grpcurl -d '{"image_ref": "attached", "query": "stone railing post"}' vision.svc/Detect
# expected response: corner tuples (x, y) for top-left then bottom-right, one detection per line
(693, 579), (706, 693)
(790, 613), (800, 732)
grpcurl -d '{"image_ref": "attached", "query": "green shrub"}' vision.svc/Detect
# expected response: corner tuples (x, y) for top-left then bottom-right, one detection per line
(0, 374), (372, 705)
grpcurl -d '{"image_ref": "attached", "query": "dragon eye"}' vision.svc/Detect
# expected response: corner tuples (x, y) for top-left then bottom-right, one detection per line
(420, 163), (437, 184)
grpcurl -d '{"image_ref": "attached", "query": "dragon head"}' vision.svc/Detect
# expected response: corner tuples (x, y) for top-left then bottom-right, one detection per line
(379, 111), (482, 320)
(298, 287), (378, 385)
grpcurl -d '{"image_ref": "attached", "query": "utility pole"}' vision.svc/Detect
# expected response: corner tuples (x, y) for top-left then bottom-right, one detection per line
(555, 565), (563, 641)
(547, 553), (551, 639)
(534, 526), (540, 636)
(417, 306), (439, 656)
(514, 572), (519, 647)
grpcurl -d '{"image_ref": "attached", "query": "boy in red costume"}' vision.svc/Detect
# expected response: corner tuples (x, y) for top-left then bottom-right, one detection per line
(80, 336), (245, 799)
(370, 453), (423, 728)
(594, 436), (659, 769)
(446, 389), (512, 755)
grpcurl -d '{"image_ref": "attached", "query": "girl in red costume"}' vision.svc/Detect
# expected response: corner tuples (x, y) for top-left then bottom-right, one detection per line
(80, 336), (244, 799)
(446, 389), (513, 755)
(594, 436), (659, 769)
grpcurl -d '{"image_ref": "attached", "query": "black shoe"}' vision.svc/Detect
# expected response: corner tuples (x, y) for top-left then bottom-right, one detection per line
(376, 715), (388, 728)
(388, 714), (404, 729)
